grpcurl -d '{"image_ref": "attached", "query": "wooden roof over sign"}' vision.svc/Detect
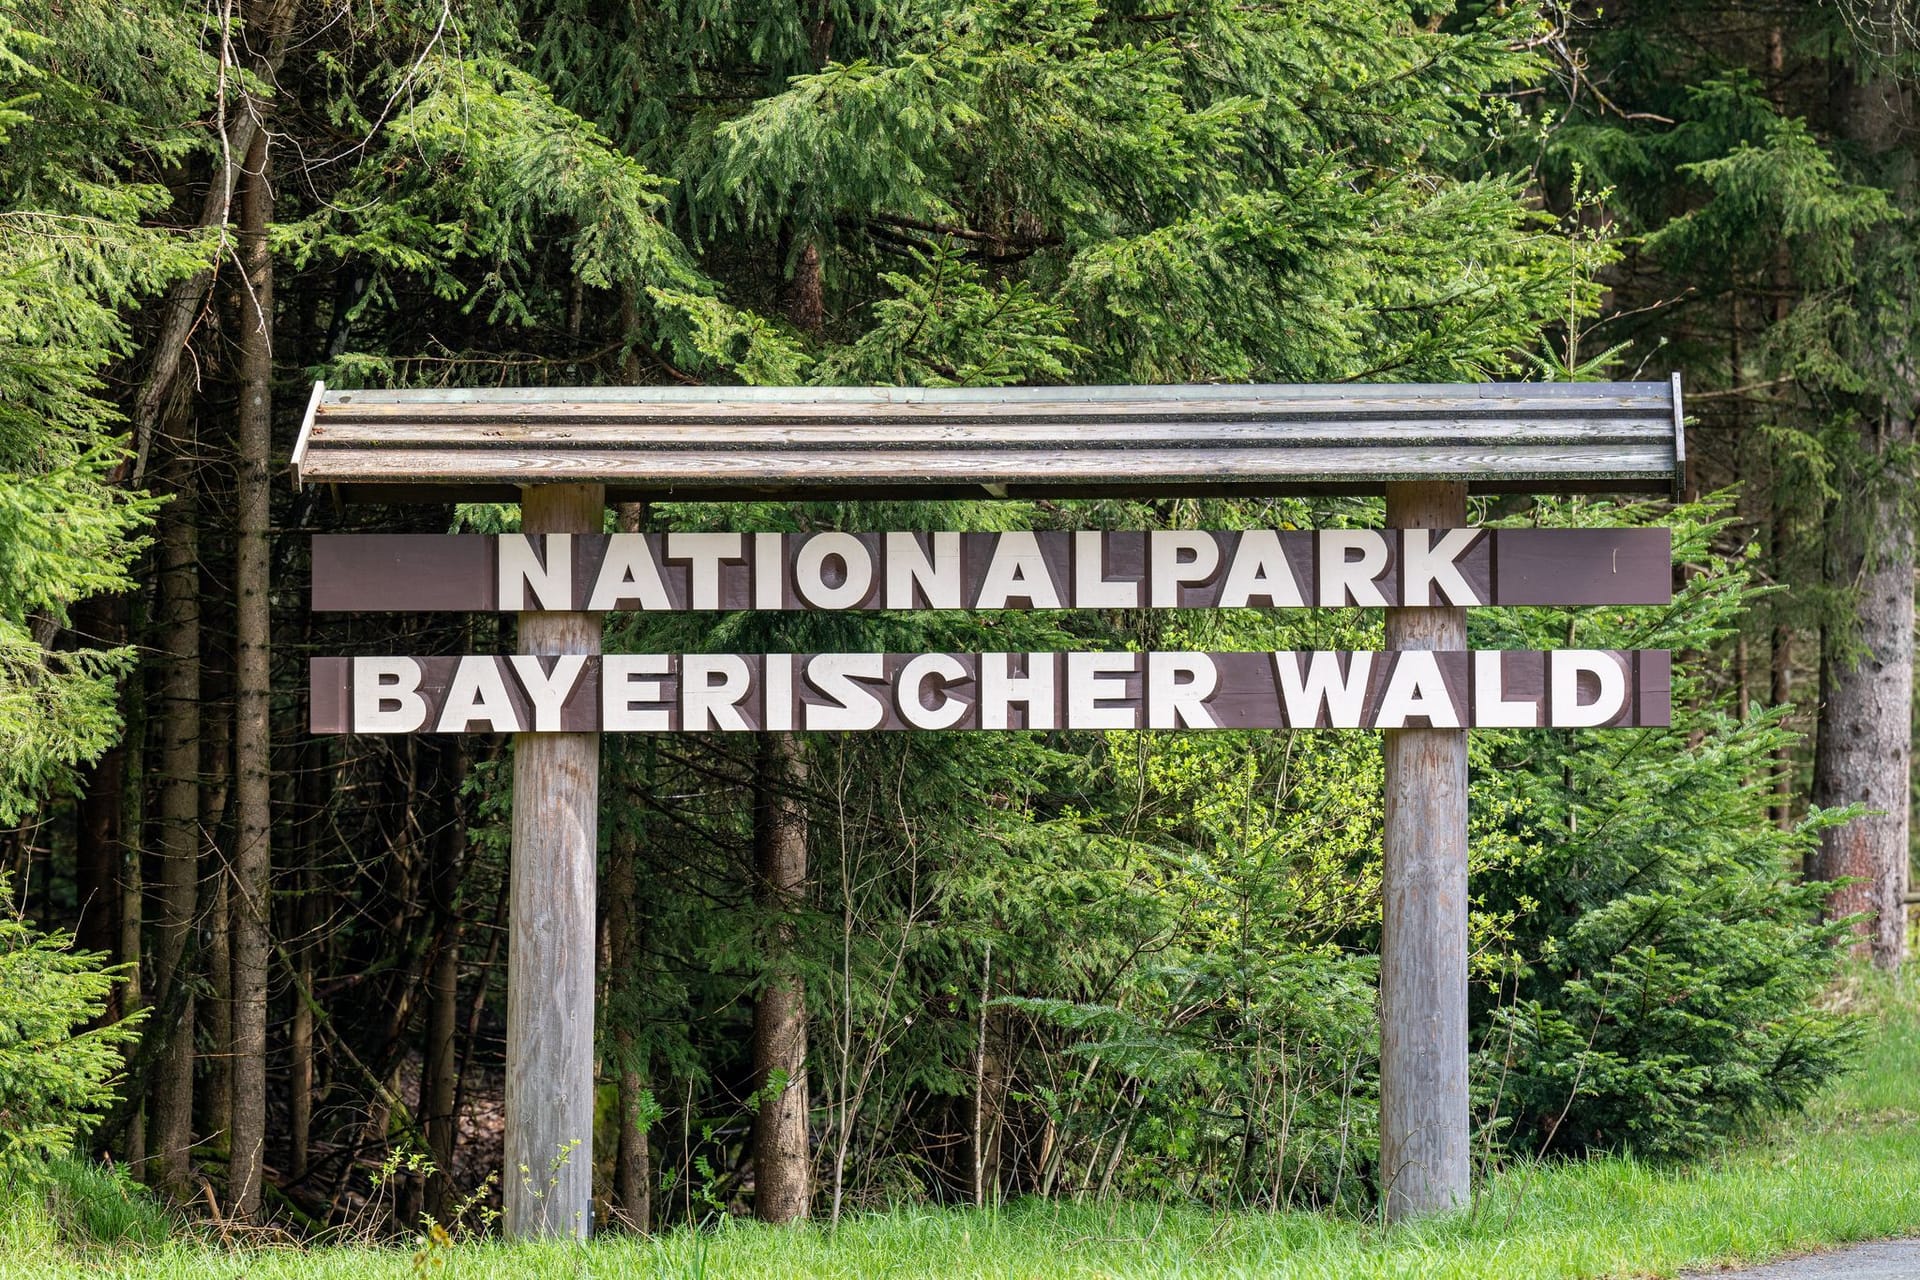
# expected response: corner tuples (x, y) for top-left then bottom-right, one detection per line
(290, 378), (1685, 503)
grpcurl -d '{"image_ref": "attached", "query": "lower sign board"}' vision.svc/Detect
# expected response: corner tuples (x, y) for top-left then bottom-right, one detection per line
(311, 650), (1671, 734)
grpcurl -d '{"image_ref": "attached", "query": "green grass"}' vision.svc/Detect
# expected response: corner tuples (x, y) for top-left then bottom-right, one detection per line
(10, 984), (1917, 1280)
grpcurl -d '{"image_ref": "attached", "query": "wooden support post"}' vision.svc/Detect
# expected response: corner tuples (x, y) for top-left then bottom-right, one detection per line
(1380, 480), (1470, 1221)
(504, 483), (604, 1238)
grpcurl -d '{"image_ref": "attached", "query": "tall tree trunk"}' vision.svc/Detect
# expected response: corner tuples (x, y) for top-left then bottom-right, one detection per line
(287, 739), (326, 1187)
(751, 732), (811, 1224)
(1812, 456), (1913, 968)
(74, 596), (126, 966)
(198, 648), (233, 1161)
(146, 410), (201, 1197)
(607, 501), (653, 1232)
(122, 6), (294, 485)
(422, 743), (468, 1224)
(606, 822), (653, 1231)
(1813, 33), (1918, 973)
(229, 123), (275, 1220)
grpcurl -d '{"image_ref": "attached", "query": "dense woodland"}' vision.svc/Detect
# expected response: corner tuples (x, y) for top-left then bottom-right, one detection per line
(1, 0), (1915, 1235)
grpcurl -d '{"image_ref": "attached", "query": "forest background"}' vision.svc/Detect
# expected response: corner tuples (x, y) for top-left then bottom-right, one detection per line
(1, 0), (1917, 1247)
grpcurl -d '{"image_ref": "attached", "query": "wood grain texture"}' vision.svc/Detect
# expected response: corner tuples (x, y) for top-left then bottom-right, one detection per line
(292, 381), (1683, 501)
(503, 483), (604, 1239)
(1379, 481), (1471, 1222)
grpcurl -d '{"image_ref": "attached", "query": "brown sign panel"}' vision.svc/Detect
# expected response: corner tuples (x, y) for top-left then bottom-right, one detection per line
(310, 529), (1671, 613)
(310, 650), (1671, 735)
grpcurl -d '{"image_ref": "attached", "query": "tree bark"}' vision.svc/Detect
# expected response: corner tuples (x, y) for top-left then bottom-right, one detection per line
(228, 122), (275, 1218)
(422, 742), (468, 1224)
(752, 731), (811, 1223)
(605, 798), (652, 1232)
(74, 597), (126, 966)
(146, 408), (201, 1197)
(1813, 34), (1918, 973)
(605, 503), (655, 1232)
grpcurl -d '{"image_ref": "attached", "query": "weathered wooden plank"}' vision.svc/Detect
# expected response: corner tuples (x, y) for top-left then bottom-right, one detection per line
(317, 401), (1674, 427)
(309, 418), (1671, 449)
(1379, 481), (1471, 1221)
(503, 483), (603, 1240)
(291, 381), (1684, 501)
(319, 382), (1677, 411)
(302, 445), (1674, 482)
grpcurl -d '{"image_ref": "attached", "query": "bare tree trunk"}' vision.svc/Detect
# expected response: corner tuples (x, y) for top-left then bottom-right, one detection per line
(287, 737), (326, 1187)
(1813, 36), (1917, 973)
(74, 599), (126, 966)
(605, 794), (652, 1232)
(115, 633), (146, 1166)
(422, 743), (467, 1223)
(752, 732), (811, 1224)
(1812, 430), (1914, 969)
(146, 411), (201, 1197)
(198, 742), (232, 1159)
(228, 122), (275, 1220)
(605, 503), (653, 1230)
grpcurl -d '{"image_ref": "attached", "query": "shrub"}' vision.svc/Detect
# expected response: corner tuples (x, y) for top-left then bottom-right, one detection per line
(0, 876), (141, 1178)
(1471, 498), (1861, 1158)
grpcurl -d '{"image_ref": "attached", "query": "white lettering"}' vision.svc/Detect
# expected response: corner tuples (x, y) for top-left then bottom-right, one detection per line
(507, 654), (588, 731)
(602, 654), (672, 731)
(682, 654), (753, 730)
(436, 657), (521, 732)
(762, 653), (795, 731)
(1217, 531), (1305, 608)
(804, 653), (886, 730)
(1066, 652), (1140, 730)
(1146, 652), (1218, 729)
(587, 534), (672, 611)
(1472, 650), (1537, 727)
(793, 533), (874, 610)
(885, 533), (963, 609)
(1371, 651), (1460, 729)
(1551, 650), (1627, 728)
(1401, 528), (1481, 606)
(754, 532), (785, 609)
(975, 531), (1062, 609)
(1074, 532), (1140, 608)
(499, 534), (573, 610)
(897, 653), (970, 729)
(1317, 530), (1389, 607)
(666, 533), (745, 610)
(979, 653), (1058, 730)
(353, 657), (428, 733)
(1150, 532), (1221, 607)
(1273, 651), (1373, 727)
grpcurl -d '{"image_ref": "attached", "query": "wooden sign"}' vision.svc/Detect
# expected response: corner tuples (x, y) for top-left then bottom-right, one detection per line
(310, 528), (1672, 613)
(310, 649), (1670, 734)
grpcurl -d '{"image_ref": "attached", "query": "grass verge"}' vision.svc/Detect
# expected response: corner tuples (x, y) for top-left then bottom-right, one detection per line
(9, 980), (1916, 1280)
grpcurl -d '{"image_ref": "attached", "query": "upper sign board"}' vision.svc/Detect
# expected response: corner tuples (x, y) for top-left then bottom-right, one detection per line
(311, 528), (1672, 613)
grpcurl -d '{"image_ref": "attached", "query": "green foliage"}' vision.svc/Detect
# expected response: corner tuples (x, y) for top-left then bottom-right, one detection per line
(0, 876), (141, 1177)
(35, 1155), (171, 1247)
(8, 982), (1920, 1274)
(1471, 498), (1861, 1157)
(0, 4), (203, 821)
